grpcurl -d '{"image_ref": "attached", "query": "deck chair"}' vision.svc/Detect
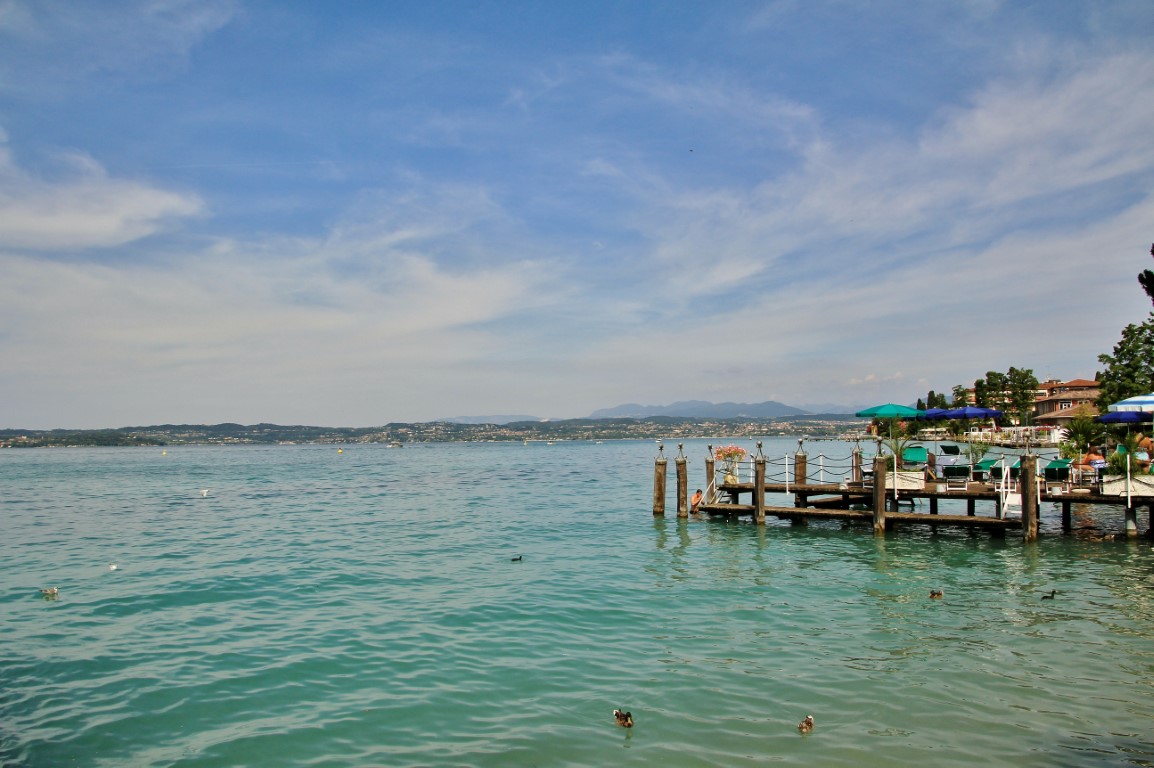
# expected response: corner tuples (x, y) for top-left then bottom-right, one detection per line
(942, 464), (970, 491)
(972, 458), (999, 483)
(1043, 458), (1072, 492)
(901, 446), (928, 469)
(990, 459), (1021, 490)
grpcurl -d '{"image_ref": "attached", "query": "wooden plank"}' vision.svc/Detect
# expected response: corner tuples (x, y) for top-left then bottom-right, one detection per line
(698, 504), (1015, 528)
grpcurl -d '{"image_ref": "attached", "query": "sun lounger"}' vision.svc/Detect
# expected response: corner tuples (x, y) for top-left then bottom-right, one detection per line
(901, 446), (928, 469)
(942, 464), (970, 490)
(972, 458), (999, 483)
(1043, 458), (1072, 492)
(990, 459), (1021, 490)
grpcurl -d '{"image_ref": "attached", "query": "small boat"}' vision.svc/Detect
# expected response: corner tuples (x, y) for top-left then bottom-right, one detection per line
(387, 442), (403, 448)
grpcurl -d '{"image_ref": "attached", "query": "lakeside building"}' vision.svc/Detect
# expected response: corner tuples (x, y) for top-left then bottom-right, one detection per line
(1033, 378), (1100, 427)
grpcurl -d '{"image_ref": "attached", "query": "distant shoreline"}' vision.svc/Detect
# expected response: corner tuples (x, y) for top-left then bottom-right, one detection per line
(1, 416), (862, 448)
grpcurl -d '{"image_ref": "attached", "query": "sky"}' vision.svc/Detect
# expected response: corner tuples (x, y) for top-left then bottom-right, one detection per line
(2, 0), (1153, 429)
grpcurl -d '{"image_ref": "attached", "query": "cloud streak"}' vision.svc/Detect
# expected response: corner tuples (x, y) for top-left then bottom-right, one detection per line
(1, 2), (1152, 427)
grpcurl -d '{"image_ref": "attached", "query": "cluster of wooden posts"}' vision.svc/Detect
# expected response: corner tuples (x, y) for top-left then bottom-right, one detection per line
(652, 443), (1152, 540)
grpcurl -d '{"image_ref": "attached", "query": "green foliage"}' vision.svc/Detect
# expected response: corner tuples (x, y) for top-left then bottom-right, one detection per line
(1139, 242), (1154, 305)
(951, 385), (969, 407)
(1096, 313), (1154, 411)
(1006, 366), (1039, 425)
(1061, 409), (1101, 455)
(973, 379), (988, 408)
(963, 440), (989, 466)
(1097, 244), (1154, 411)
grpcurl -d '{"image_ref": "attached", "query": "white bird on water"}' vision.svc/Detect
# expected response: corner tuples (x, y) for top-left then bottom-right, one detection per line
(200, 489), (209, 497)
(109, 564), (119, 571)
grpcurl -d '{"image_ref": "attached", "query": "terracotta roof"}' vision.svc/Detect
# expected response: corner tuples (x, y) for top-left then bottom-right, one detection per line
(1039, 378), (1098, 391)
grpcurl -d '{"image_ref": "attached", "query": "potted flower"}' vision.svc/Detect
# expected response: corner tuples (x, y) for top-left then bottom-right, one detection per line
(715, 444), (747, 484)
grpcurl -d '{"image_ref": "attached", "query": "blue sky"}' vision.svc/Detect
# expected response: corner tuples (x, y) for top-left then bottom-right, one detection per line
(2, 0), (1153, 428)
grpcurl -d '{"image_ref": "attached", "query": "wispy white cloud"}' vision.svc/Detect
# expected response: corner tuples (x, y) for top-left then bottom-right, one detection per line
(0, 132), (203, 249)
(0, 0), (238, 95)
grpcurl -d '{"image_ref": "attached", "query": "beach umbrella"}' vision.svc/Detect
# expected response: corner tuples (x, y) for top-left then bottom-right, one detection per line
(917, 408), (950, 420)
(855, 403), (920, 419)
(1107, 393), (1154, 412)
(855, 403), (921, 506)
(1096, 411), (1153, 424)
(943, 406), (1003, 420)
(855, 403), (920, 442)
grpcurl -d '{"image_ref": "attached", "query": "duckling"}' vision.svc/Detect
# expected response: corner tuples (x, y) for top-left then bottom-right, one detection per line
(929, 590), (943, 599)
(40, 587), (59, 600)
(797, 715), (814, 733)
(511, 555), (523, 562)
(1041, 589), (1057, 600)
(613, 709), (634, 728)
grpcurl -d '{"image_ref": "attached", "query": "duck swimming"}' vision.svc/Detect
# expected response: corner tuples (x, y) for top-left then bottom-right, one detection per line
(1041, 589), (1057, 600)
(41, 587), (59, 600)
(797, 715), (814, 733)
(613, 709), (633, 728)
(929, 590), (943, 599)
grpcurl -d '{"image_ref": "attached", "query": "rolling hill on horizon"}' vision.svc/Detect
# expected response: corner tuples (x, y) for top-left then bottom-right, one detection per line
(588, 400), (812, 420)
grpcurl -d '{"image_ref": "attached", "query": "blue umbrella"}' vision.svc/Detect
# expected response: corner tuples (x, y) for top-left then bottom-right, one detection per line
(1096, 411), (1153, 424)
(917, 408), (950, 420)
(944, 406), (1002, 419)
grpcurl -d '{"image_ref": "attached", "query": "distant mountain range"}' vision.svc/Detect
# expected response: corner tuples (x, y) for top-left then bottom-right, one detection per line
(588, 400), (812, 419)
(441, 400), (863, 424)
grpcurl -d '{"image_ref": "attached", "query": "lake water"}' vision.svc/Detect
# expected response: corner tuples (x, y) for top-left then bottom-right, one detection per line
(2, 438), (1152, 767)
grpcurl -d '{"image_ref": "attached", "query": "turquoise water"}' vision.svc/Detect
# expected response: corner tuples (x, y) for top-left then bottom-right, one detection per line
(2, 438), (1153, 767)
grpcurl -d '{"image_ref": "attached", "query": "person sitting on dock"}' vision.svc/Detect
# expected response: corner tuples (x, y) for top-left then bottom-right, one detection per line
(1077, 447), (1107, 484)
(1134, 434), (1152, 472)
(690, 488), (704, 513)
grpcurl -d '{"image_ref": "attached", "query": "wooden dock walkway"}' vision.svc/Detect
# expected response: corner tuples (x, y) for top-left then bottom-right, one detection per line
(653, 442), (1154, 540)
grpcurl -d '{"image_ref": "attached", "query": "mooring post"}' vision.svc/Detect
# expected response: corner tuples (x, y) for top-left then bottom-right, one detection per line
(1061, 499), (1072, 532)
(754, 442), (767, 526)
(653, 444), (667, 516)
(851, 445), (863, 483)
(705, 445), (716, 504)
(793, 441), (807, 487)
(1021, 454), (1038, 542)
(872, 454), (888, 534)
(676, 443), (689, 518)
(1125, 503), (1138, 538)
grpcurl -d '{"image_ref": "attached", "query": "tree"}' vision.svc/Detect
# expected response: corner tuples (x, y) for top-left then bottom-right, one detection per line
(1139, 243), (1154, 305)
(951, 385), (969, 406)
(1096, 244), (1154, 411)
(984, 371), (1009, 408)
(1006, 366), (1039, 425)
(1097, 316), (1154, 410)
(973, 379), (989, 408)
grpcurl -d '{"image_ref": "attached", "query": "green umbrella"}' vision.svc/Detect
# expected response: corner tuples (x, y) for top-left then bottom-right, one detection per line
(855, 403), (920, 419)
(855, 403), (920, 507)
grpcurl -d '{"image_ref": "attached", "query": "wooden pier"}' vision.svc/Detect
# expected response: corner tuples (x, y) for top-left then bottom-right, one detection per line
(652, 443), (1154, 540)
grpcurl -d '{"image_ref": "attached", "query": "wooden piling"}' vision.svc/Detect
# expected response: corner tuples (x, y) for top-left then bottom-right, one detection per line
(794, 451), (807, 488)
(676, 445), (689, 519)
(1021, 454), (1038, 542)
(851, 447), (863, 483)
(705, 446), (716, 503)
(653, 449), (667, 516)
(1125, 503), (1138, 538)
(872, 454), (888, 534)
(754, 455), (767, 525)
